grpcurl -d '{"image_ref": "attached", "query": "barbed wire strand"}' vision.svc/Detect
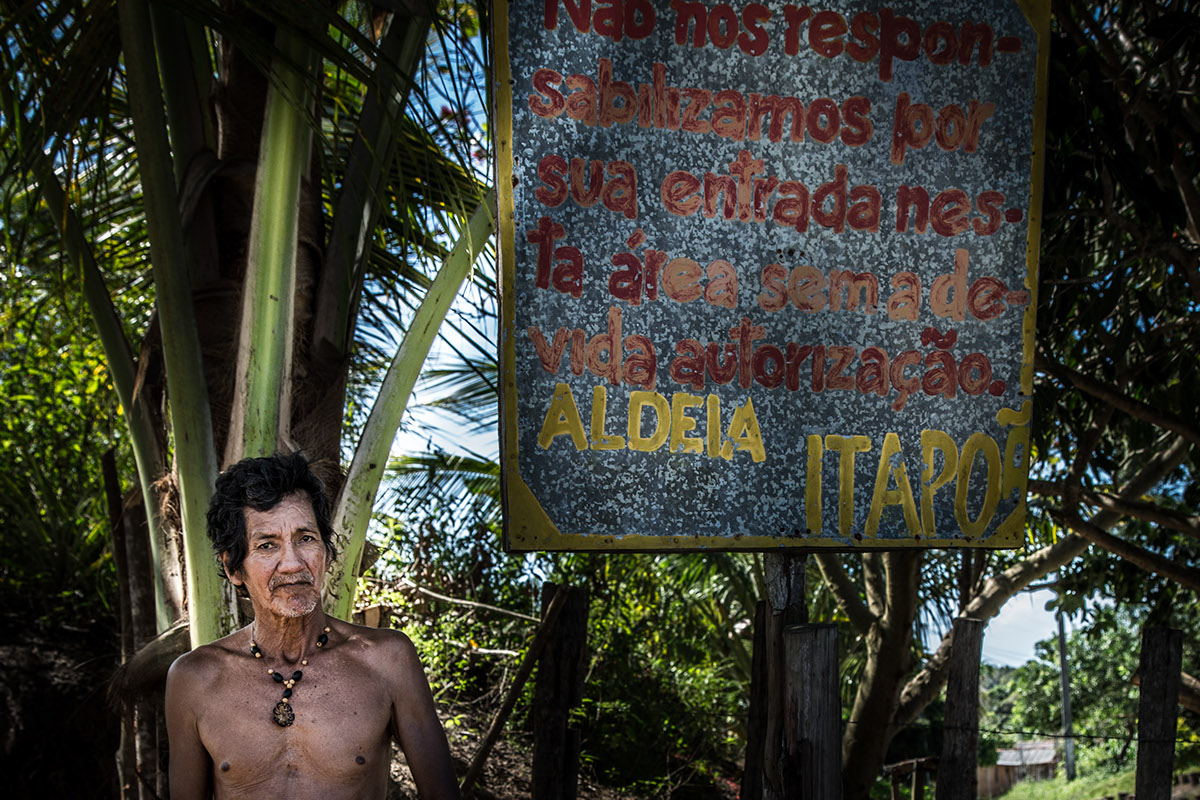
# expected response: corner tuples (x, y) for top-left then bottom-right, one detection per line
(683, 711), (1196, 746)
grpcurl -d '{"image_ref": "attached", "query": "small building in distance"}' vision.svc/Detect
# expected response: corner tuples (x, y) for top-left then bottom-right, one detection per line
(977, 740), (1059, 798)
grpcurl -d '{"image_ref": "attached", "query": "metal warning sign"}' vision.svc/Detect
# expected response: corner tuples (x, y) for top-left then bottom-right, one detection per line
(496, 0), (1049, 551)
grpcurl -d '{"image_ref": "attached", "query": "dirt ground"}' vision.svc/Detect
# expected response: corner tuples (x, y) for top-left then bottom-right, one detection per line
(0, 617), (121, 799)
(388, 707), (644, 800)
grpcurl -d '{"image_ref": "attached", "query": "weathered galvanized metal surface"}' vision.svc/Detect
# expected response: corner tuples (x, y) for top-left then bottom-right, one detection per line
(497, 0), (1049, 551)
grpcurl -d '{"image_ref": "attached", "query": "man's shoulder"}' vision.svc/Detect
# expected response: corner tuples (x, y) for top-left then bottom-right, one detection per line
(167, 629), (246, 685)
(338, 620), (416, 655)
(335, 621), (423, 676)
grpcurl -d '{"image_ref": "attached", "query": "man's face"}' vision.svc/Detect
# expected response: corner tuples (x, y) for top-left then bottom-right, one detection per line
(225, 492), (327, 619)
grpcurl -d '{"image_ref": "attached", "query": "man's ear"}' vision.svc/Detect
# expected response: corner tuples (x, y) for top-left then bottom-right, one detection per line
(220, 552), (244, 586)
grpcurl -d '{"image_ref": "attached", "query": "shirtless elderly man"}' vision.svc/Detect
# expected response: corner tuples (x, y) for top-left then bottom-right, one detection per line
(165, 453), (459, 799)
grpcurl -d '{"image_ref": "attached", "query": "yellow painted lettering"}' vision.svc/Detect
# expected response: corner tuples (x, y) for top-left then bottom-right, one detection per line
(669, 392), (704, 454)
(806, 434), (823, 533)
(995, 400), (1032, 427)
(866, 432), (920, 536)
(538, 383), (588, 450)
(706, 394), (722, 458)
(628, 390), (670, 451)
(995, 401), (1034, 538)
(920, 430), (958, 535)
(955, 433), (1002, 536)
(721, 397), (766, 462)
(825, 435), (871, 536)
(589, 386), (625, 450)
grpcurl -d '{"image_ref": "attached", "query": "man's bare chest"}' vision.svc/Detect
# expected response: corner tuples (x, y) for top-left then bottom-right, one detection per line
(195, 671), (394, 798)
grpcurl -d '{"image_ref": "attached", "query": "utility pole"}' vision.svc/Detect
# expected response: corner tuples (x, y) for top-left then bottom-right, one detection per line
(1028, 578), (1077, 782)
(1055, 602), (1076, 781)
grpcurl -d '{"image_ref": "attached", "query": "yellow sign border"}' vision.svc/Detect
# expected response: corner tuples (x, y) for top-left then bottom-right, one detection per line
(497, 0), (1051, 553)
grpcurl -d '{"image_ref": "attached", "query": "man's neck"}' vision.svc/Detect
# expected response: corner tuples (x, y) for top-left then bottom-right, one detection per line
(251, 609), (331, 664)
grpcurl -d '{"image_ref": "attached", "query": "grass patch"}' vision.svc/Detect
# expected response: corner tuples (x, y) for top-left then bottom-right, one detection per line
(998, 757), (1200, 800)
(996, 769), (1134, 800)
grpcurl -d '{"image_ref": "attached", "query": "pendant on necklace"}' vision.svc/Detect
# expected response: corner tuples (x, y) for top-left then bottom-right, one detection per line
(272, 700), (295, 727)
(253, 624), (329, 728)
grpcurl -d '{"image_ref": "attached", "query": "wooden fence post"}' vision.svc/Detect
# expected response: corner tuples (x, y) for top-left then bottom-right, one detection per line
(936, 617), (983, 800)
(744, 552), (809, 799)
(1135, 626), (1182, 800)
(743, 600), (769, 800)
(532, 582), (589, 800)
(782, 623), (842, 800)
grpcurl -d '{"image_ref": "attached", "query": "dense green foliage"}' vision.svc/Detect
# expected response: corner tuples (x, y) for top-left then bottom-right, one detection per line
(982, 604), (1200, 776)
(1030, 0), (1200, 568)
(556, 554), (749, 792)
(0, 256), (127, 625)
(991, 750), (1200, 800)
(361, 501), (757, 790)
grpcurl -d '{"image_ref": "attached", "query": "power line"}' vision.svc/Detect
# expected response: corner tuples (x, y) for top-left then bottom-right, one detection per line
(677, 710), (1193, 747)
(843, 718), (1191, 746)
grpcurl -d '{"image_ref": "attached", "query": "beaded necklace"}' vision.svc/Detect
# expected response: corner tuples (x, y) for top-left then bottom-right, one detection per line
(250, 625), (330, 727)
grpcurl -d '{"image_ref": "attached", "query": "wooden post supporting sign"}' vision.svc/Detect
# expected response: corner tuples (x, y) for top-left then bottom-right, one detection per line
(782, 624), (842, 800)
(937, 617), (983, 800)
(745, 554), (842, 800)
(745, 552), (809, 798)
(744, 599), (770, 800)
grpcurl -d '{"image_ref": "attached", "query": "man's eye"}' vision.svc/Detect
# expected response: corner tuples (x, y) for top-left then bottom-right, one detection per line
(257, 542), (274, 550)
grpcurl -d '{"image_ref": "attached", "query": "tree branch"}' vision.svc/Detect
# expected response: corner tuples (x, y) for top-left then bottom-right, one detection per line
(1084, 492), (1200, 541)
(862, 552), (886, 619)
(813, 553), (874, 635)
(461, 586), (569, 796)
(895, 534), (1089, 726)
(895, 434), (1193, 726)
(326, 196), (495, 618)
(1036, 354), (1200, 447)
(1050, 509), (1200, 593)
(398, 577), (540, 623)
(118, 0), (236, 647)
(1027, 478), (1062, 497)
(884, 552), (922, 634)
(1182, 672), (1200, 716)
(36, 165), (179, 631)
(1172, 150), (1200, 256)
(225, 27), (316, 461)
(314, 6), (432, 361)
(1029, 481), (1200, 541)
(1064, 404), (1114, 513)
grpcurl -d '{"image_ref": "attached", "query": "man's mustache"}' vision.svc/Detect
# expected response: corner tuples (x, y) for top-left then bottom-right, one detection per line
(270, 573), (316, 590)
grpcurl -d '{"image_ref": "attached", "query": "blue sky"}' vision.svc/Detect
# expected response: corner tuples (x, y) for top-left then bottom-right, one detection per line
(982, 587), (1061, 667)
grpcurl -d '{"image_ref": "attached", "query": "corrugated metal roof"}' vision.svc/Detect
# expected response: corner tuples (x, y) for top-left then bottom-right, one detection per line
(996, 741), (1057, 766)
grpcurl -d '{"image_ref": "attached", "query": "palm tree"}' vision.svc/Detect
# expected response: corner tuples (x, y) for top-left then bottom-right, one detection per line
(0, 0), (493, 647)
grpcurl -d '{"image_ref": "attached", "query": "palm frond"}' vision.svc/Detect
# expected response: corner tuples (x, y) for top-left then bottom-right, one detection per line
(417, 354), (497, 429)
(384, 449), (500, 523)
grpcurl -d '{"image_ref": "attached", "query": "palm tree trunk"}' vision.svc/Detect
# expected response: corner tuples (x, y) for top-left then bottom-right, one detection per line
(118, 0), (236, 647)
(225, 27), (314, 462)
